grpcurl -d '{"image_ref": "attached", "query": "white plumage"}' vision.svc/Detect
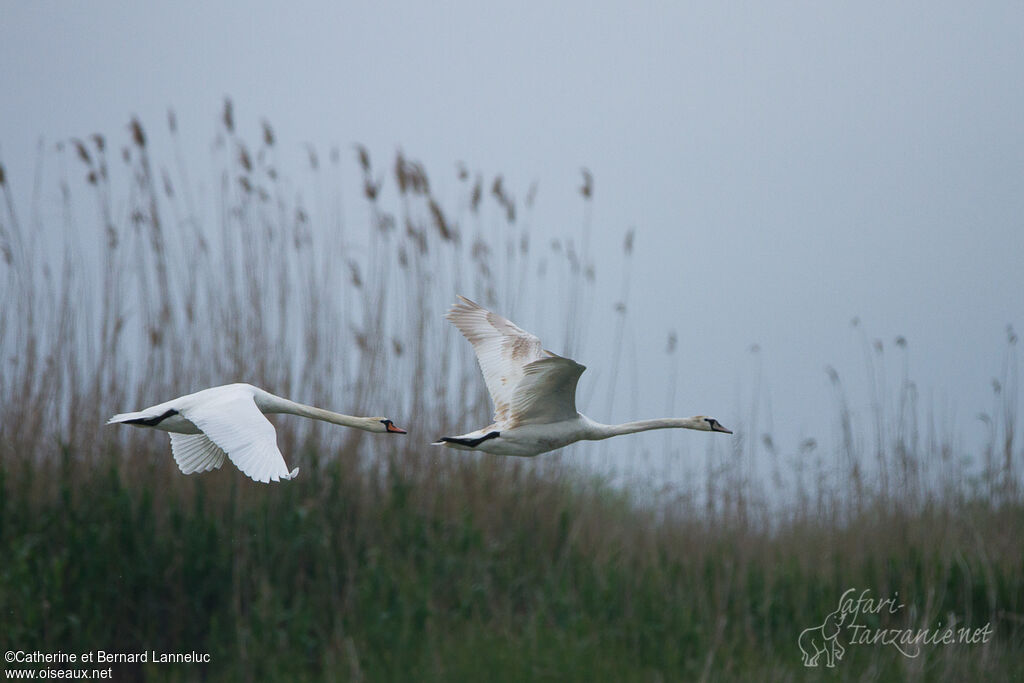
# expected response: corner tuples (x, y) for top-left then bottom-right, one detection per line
(436, 296), (732, 457)
(108, 383), (406, 483)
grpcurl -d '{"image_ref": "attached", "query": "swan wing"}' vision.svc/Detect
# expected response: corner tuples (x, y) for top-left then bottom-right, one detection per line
(446, 296), (546, 426)
(180, 391), (297, 483)
(168, 433), (226, 474)
(506, 355), (586, 427)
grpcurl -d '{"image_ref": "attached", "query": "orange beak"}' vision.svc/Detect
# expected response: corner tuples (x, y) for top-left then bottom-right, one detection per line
(386, 422), (407, 434)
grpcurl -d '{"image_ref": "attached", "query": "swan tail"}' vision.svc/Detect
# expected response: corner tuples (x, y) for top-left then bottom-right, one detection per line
(108, 408), (179, 427)
(433, 432), (501, 450)
(107, 410), (149, 425)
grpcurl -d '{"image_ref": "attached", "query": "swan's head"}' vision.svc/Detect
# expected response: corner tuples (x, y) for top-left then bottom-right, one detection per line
(371, 418), (407, 434)
(697, 416), (732, 434)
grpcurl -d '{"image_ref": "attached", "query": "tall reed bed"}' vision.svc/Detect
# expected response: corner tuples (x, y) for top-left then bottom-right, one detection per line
(0, 102), (1021, 680)
(0, 99), (619, 473)
(2, 427), (1020, 680)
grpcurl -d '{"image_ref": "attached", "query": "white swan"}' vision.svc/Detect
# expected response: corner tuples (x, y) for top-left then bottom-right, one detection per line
(108, 383), (406, 483)
(434, 296), (731, 457)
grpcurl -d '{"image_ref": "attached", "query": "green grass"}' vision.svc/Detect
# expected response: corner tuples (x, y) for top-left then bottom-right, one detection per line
(2, 448), (1021, 681)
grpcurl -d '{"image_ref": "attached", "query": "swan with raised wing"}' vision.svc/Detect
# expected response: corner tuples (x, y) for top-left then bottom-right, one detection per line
(434, 296), (731, 457)
(109, 383), (406, 483)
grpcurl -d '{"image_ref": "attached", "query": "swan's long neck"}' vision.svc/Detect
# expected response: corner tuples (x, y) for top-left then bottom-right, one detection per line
(256, 391), (369, 429)
(585, 417), (707, 440)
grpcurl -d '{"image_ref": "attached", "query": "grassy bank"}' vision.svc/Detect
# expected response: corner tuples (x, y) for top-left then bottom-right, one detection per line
(2, 445), (1021, 681)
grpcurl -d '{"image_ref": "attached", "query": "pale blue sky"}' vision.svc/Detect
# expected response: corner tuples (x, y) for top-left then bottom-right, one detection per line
(2, 1), (1022, 475)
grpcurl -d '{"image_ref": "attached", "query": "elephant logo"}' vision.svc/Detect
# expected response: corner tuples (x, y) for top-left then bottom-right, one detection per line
(799, 608), (847, 667)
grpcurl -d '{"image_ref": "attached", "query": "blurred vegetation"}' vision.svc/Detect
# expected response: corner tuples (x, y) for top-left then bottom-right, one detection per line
(1, 101), (1022, 680)
(2, 447), (1022, 681)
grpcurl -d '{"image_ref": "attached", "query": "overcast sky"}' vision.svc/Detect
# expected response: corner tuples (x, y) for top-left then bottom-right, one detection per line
(2, 2), (1022, 478)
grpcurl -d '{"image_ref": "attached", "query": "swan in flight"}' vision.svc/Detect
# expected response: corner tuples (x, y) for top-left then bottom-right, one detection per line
(108, 383), (406, 483)
(435, 296), (731, 457)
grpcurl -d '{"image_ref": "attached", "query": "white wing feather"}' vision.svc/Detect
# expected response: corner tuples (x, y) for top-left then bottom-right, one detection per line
(180, 390), (297, 483)
(168, 433), (226, 474)
(506, 356), (586, 427)
(446, 296), (546, 426)
(446, 296), (587, 428)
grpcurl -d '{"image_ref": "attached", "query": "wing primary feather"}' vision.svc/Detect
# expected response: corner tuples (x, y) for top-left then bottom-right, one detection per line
(445, 296), (548, 427)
